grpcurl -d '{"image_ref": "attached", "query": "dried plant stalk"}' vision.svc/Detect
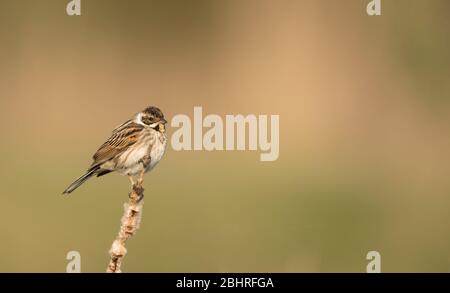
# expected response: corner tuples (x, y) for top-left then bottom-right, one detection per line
(107, 184), (144, 273)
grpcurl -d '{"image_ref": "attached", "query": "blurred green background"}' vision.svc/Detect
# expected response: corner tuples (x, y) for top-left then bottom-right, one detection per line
(0, 0), (449, 272)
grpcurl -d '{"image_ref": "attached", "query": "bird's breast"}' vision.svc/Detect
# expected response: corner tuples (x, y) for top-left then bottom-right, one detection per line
(146, 132), (167, 172)
(116, 130), (167, 175)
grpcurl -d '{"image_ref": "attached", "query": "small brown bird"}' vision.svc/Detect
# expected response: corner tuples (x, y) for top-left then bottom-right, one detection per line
(63, 106), (168, 194)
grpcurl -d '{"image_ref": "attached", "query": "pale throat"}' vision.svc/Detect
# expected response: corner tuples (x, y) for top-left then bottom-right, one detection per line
(135, 112), (163, 130)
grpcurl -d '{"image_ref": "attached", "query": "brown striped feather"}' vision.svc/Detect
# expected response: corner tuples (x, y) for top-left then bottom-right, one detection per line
(91, 122), (144, 167)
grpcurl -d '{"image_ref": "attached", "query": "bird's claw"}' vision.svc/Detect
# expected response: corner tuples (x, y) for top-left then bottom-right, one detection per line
(129, 184), (144, 203)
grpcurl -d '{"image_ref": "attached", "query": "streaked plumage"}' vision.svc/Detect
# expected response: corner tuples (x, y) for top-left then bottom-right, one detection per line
(63, 106), (168, 194)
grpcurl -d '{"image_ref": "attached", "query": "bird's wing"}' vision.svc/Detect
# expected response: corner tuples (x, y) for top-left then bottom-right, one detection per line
(91, 121), (144, 167)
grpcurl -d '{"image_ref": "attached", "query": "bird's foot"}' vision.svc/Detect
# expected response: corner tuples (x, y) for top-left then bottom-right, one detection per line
(137, 171), (144, 186)
(128, 176), (136, 186)
(129, 184), (144, 203)
(138, 155), (151, 169)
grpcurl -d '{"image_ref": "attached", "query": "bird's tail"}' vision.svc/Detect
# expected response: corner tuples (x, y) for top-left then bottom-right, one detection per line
(63, 167), (99, 194)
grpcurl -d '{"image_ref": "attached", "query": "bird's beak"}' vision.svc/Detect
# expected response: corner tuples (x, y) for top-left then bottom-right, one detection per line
(160, 118), (168, 124)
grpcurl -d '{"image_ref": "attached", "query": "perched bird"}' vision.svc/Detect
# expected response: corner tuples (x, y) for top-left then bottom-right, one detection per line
(63, 106), (168, 194)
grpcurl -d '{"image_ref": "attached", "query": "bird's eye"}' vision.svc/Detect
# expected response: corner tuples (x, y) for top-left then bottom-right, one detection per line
(141, 116), (153, 125)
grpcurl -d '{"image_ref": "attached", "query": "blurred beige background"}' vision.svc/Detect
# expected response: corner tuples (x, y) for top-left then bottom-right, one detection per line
(0, 0), (449, 272)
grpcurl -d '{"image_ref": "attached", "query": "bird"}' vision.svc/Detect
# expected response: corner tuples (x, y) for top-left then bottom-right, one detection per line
(63, 106), (168, 194)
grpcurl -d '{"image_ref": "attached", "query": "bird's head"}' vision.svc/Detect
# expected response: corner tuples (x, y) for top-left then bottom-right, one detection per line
(138, 106), (167, 133)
